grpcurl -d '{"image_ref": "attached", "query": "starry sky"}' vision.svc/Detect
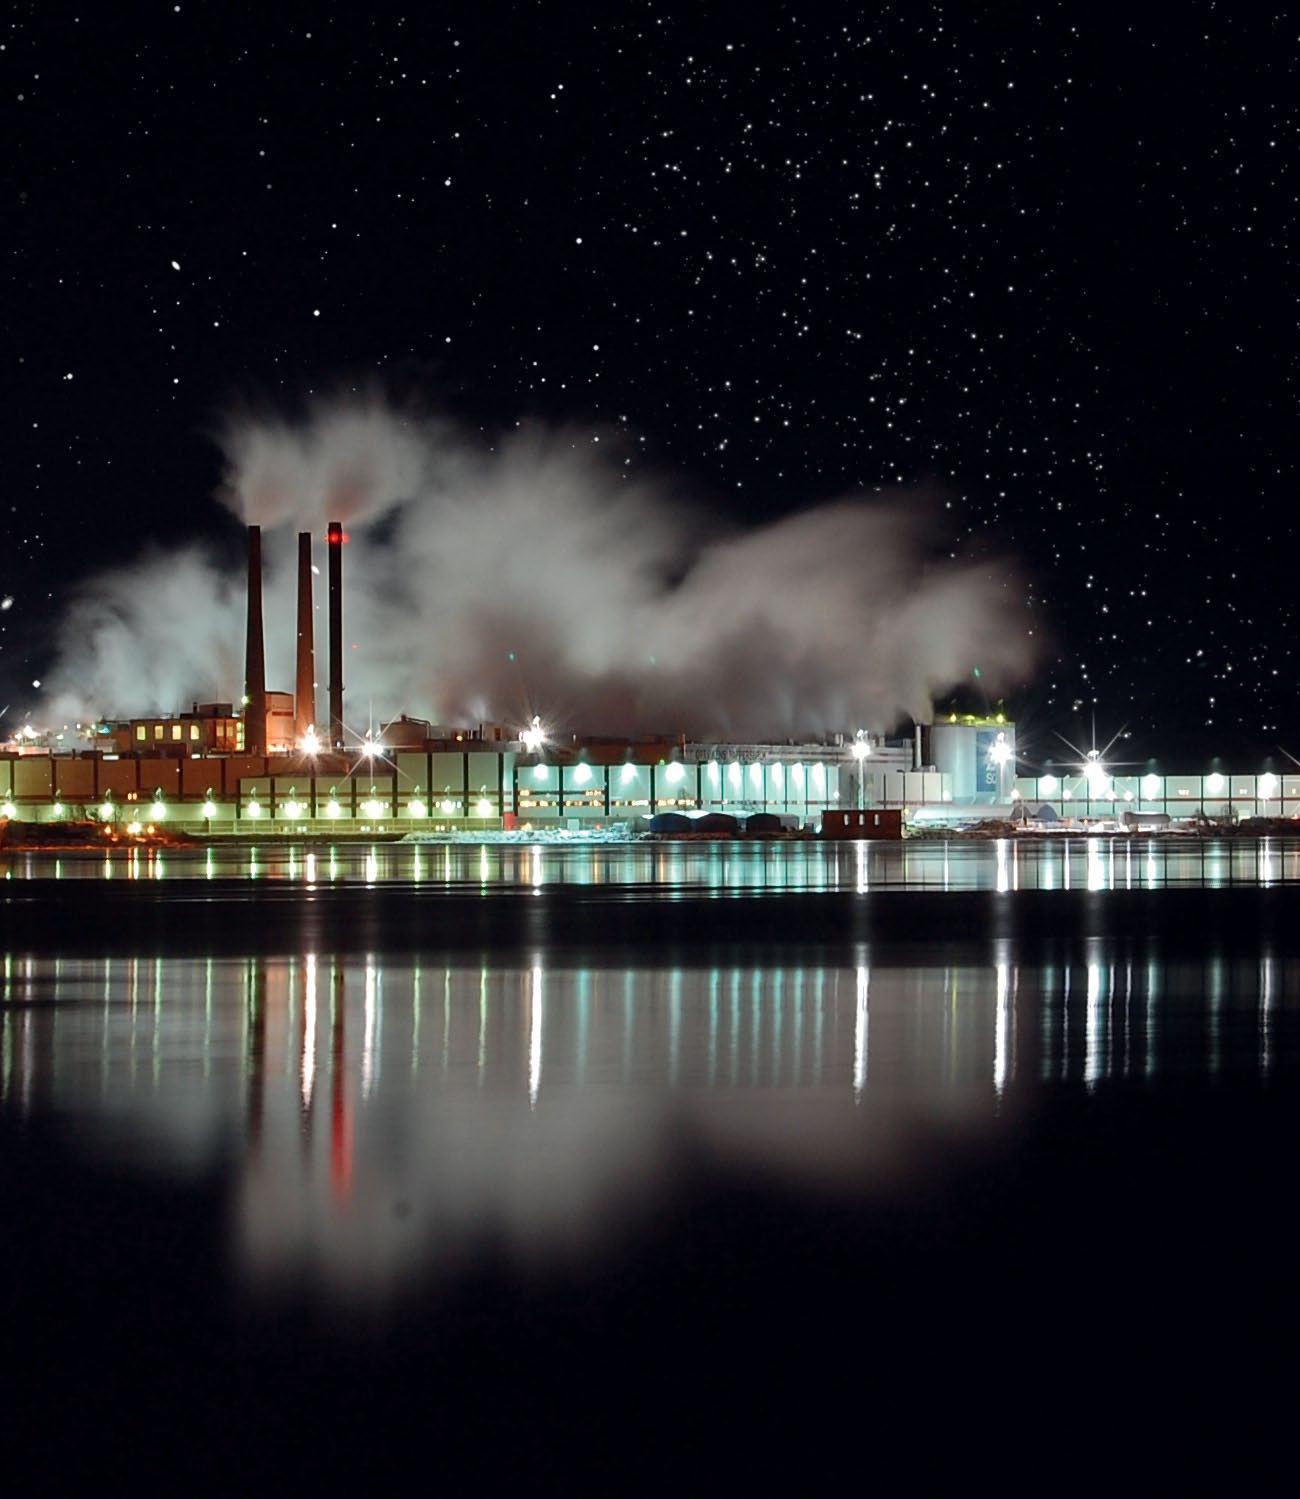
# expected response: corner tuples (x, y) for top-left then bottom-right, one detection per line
(5, 2), (1298, 767)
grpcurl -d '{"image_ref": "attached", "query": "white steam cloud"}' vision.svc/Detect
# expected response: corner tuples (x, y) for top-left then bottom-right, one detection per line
(45, 395), (1037, 739)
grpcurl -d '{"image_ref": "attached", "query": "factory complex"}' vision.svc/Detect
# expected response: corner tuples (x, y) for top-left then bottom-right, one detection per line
(3, 523), (1296, 836)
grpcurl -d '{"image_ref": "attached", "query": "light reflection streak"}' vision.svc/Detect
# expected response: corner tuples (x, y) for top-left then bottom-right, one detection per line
(853, 960), (869, 1101)
(529, 958), (543, 1108)
(993, 946), (1011, 1095)
(1207, 954), (1224, 1075)
(410, 961), (421, 1076)
(1260, 839), (1276, 886)
(1260, 951), (1274, 1075)
(1, 1008), (10, 1104)
(668, 969), (681, 1088)
(1084, 941), (1104, 1088)
(301, 954), (317, 1108)
(362, 957), (378, 1098)
(1060, 964), (1071, 1080)
(20, 1008), (32, 1114)
(477, 968), (488, 1085)
(1086, 838), (1106, 892)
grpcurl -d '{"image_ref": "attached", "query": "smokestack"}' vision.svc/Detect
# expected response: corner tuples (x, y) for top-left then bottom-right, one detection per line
(244, 525), (267, 756)
(327, 520), (344, 748)
(295, 531), (316, 745)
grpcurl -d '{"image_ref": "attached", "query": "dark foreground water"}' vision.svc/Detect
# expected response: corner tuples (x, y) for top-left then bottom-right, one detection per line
(2, 838), (1298, 1488)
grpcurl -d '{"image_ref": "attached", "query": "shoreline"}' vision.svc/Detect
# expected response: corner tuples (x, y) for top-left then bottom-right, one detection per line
(5, 815), (1300, 854)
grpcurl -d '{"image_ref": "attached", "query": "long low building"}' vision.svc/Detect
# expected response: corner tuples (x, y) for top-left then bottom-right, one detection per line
(0, 738), (916, 832)
(1012, 769), (1300, 821)
(8, 710), (1291, 832)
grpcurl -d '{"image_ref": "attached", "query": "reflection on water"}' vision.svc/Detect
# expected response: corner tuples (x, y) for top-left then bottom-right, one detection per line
(3, 941), (1296, 1299)
(4, 835), (1300, 890)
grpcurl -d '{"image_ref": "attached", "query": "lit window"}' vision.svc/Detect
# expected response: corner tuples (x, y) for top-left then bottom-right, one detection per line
(135, 726), (146, 742)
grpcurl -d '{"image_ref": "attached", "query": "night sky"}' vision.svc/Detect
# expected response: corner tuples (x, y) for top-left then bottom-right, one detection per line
(5, 2), (1298, 767)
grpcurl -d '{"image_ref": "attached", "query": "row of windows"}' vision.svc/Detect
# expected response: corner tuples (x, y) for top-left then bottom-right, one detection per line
(133, 720), (241, 747)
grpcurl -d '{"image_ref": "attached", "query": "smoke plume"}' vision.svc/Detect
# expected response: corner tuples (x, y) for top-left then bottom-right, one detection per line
(44, 394), (1037, 740)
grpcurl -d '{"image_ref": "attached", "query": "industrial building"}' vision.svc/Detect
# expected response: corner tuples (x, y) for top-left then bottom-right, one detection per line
(1, 522), (1290, 834)
(0, 522), (912, 833)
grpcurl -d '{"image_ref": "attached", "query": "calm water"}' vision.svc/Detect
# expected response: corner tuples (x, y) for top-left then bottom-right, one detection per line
(6, 832), (1300, 888)
(2, 837), (1297, 1485)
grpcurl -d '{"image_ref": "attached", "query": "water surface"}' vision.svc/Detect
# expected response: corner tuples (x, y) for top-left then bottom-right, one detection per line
(2, 838), (1296, 1486)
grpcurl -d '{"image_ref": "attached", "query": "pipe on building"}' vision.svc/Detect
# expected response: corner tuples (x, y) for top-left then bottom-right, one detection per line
(327, 520), (344, 748)
(244, 525), (267, 756)
(295, 531), (316, 744)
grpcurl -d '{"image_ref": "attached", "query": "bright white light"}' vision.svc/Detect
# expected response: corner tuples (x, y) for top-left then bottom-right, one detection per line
(326, 799), (342, 819)
(362, 799), (385, 819)
(301, 728), (321, 755)
(791, 763), (804, 784)
(851, 733), (871, 762)
(246, 801), (262, 819)
(666, 761), (685, 784)
(574, 762), (592, 785)
(1207, 772), (1225, 794)
(99, 801), (113, 820)
(475, 797), (493, 817)
(621, 762), (637, 784)
(1040, 774), (1058, 794)
(707, 760), (720, 782)
(201, 800), (217, 819)
(1010, 788), (1021, 800)
(1083, 752), (1109, 795)
(408, 799), (427, 818)
(440, 798), (458, 814)
(1142, 773), (1161, 797)
(989, 732), (1012, 767)
(728, 761), (742, 786)
(1062, 789), (1073, 801)
(749, 762), (763, 788)
(533, 764), (549, 783)
(283, 800), (304, 820)
(520, 715), (545, 753)
(2, 801), (16, 819)
(1123, 790), (1134, 802)
(126, 821), (142, 836)
(361, 737), (379, 758)
(1260, 772), (1279, 799)
(52, 802), (64, 818)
